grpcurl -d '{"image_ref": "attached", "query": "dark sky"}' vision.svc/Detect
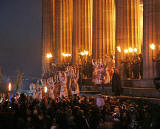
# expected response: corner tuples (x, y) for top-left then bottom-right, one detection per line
(0, 0), (42, 79)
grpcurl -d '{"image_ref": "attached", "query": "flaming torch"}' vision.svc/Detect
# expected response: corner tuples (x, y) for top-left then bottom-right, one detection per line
(8, 82), (12, 92)
(44, 86), (47, 94)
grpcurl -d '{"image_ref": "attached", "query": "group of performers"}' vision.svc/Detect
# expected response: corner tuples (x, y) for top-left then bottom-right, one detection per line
(29, 56), (115, 99)
(29, 66), (80, 100)
(92, 56), (115, 85)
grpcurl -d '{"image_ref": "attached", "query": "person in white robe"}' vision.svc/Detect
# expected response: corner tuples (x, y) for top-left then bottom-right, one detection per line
(71, 69), (80, 96)
(54, 73), (61, 98)
(47, 77), (55, 99)
(66, 66), (72, 96)
(92, 60), (97, 84)
(59, 72), (68, 98)
(104, 66), (111, 84)
(96, 64), (102, 84)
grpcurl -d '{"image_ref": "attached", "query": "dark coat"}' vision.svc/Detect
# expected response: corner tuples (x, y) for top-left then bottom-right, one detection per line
(111, 69), (122, 96)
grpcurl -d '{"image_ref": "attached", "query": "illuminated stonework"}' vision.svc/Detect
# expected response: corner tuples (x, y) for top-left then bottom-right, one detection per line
(72, 0), (93, 64)
(42, 0), (160, 80)
(42, 0), (117, 70)
(92, 0), (116, 60)
(115, 0), (142, 57)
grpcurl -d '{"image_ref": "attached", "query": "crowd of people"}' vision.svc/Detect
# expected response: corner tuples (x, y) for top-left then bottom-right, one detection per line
(0, 93), (160, 129)
(121, 54), (143, 79)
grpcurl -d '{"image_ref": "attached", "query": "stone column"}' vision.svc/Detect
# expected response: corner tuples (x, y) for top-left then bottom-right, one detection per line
(92, 0), (115, 61)
(72, 0), (92, 64)
(115, 0), (140, 56)
(115, 0), (141, 78)
(55, 0), (73, 64)
(143, 0), (156, 79)
(42, 0), (55, 72)
(72, 0), (79, 64)
(61, 0), (73, 64)
(55, 0), (61, 64)
(155, 0), (160, 45)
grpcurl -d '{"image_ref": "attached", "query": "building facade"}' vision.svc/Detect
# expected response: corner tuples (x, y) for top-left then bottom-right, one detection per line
(42, 0), (160, 80)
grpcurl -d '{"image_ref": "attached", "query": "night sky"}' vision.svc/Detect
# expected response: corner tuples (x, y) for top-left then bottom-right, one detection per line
(0, 0), (42, 79)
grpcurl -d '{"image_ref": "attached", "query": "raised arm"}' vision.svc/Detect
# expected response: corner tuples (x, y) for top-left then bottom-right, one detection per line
(92, 59), (95, 66)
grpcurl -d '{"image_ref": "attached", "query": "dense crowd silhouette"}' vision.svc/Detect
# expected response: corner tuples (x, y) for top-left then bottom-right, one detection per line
(0, 93), (160, 129)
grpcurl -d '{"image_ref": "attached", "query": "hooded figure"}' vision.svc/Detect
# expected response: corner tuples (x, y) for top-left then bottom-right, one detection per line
(111, 68), (122, 96)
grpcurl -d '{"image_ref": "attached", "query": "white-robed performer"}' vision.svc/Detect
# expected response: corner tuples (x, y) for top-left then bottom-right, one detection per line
(47, 77), (55, 99)
(92, 60), (98, 84)
(59, 72), (68, 98)
(54, 73), (61, 99)
(71, 69), (80, 96)
(105, 56), (115, 81)
(96, 64), (103, 85)
(66, 66), (72, 96)
(104, 66), (111, 84)
(93, 59), (107, 85)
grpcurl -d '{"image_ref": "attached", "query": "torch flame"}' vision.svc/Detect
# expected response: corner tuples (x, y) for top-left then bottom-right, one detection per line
(150, 44), (155, 50)
(44, 86), (47, 93)
(8, 82), (12, 91)
(117, 46), (121, 52)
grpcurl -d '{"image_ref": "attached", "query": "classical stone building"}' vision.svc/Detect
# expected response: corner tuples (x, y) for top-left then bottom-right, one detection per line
(42, 0), (160, 82)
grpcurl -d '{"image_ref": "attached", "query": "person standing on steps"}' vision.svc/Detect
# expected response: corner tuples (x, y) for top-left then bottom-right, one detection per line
(111, 68), (122, 96)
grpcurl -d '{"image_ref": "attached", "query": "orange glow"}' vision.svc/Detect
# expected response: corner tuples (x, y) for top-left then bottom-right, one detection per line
(129, 48), (133, 53)
(84, 50), (88, 55)
(134, 48), (137, 52)
(80, 52), (85, 56)
(117, 46), (121, 52)
(80, 50), (89, 56)
(62, 53), (71, 57)
(124, 49), (129, 53)
(139, 3), (143, 54)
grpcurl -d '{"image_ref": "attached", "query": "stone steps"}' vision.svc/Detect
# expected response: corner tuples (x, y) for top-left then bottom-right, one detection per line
(122, 86), (160, 98)
(80, 85), (113, 96)
(121, 79), (155, 88)
(82, 79), (94, 85)
(80, 91), (160, 105)
(80, 79), (160, 99)
(80, 90), (160, 105)
(80, 85), (160, 98)
(117, 96), (160, 105)
(80, 85), (101, 91)
(80, 90), (101, 96)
